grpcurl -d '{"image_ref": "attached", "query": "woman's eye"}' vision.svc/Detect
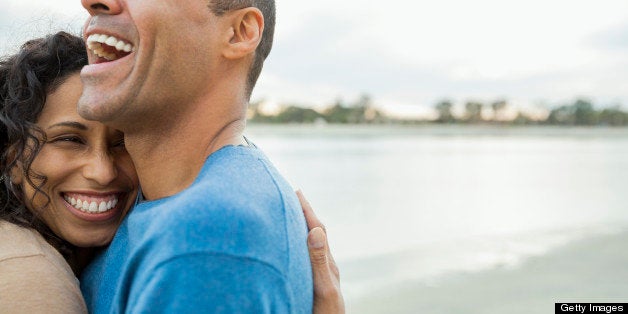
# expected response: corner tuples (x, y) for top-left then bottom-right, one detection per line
(50, 136), (84, 145)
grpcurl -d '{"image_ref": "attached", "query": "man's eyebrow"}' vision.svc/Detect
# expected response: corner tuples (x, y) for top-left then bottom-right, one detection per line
(46, 121), (88, 131)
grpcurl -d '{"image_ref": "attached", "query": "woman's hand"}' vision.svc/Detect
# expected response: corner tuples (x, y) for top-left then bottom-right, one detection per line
(297, 190), (345, 314)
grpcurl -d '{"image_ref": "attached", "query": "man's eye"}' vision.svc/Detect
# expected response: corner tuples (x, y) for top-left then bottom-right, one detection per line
(112, 138), (126, 148)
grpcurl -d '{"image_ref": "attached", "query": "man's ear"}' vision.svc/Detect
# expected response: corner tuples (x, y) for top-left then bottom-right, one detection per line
(222, 7), (264, 60)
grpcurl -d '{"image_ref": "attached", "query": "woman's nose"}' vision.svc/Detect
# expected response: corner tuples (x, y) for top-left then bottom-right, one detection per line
(83, 152), (118, 186)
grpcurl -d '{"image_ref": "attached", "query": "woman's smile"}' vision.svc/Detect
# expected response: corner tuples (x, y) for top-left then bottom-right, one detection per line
(61, 191), (127, 222)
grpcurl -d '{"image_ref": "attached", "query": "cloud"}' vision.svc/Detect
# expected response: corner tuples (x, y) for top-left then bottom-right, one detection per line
(589, 23), (628, 52)
(254, 0), (628, 112)
(260, 13), (449, 101)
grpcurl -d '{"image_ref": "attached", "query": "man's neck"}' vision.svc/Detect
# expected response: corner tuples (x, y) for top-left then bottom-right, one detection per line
(124, 104), (247, 201)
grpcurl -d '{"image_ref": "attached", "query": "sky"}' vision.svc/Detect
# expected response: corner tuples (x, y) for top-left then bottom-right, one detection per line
(1, 0), (628, 117)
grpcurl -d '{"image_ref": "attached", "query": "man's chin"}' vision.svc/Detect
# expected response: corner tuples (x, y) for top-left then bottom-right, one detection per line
(77, 93), (120, 123)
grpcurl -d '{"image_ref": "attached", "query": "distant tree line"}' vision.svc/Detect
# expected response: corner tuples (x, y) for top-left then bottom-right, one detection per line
(545, 99), (628, 126)
(249, 95), (628, 126)
(434, 98), (628, 126)
(249, 94), (388, 124)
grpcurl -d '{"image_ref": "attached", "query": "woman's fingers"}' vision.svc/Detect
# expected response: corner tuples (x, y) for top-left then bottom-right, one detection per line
(297, 190), (345, 314)
(298, 190), (324, 231)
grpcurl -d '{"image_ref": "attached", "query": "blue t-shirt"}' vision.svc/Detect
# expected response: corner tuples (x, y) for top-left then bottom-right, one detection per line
(81, 145), (313, 313)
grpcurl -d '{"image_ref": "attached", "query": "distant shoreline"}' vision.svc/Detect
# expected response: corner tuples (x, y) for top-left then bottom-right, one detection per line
(248, 122), (628, 128)
(247, 123), (628, 138)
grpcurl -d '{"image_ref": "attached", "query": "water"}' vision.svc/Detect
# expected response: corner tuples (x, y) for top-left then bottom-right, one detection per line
(245, 124), (628, 311)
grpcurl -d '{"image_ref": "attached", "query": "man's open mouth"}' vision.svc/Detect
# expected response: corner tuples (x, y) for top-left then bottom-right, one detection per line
(86, 34), (135, 62)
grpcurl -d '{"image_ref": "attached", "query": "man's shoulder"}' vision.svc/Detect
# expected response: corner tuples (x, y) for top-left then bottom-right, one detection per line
(131, 146), (303, 263)
(177, 145), (294, 216)
(199, 145), (283, 189)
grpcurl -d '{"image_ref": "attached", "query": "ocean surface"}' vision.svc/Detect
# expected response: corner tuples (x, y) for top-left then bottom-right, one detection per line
(245, 124), (628, 312)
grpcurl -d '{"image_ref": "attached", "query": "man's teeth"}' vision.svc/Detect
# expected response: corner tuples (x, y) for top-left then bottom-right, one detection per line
(64, 195), (119, 213)
(86, 34), (134, 61)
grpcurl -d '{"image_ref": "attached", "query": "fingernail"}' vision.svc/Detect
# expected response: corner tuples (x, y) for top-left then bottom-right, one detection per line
(308, 227), (325, 249)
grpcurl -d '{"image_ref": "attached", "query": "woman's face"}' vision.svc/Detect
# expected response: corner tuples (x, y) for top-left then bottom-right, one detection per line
(14, 73), (139, 247)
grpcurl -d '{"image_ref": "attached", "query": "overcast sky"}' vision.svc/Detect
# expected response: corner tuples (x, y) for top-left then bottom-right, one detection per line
(2, 0), (628, 117)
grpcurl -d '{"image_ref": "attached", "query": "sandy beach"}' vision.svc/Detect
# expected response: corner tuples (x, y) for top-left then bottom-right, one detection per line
(348, 230), (628, 314)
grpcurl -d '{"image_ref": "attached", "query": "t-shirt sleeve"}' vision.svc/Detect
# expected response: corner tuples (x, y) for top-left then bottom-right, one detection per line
(0, 255), (87, 313)
(128, 253), (294, 313)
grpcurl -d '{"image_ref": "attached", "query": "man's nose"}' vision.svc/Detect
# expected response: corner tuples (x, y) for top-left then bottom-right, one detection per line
(81, 0), (122, 16)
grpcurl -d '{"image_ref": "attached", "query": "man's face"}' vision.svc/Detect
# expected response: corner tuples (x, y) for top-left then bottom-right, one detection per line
(79, 0), (224, 129)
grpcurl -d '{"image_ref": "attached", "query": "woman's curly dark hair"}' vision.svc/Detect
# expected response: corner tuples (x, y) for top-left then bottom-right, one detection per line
(0, 31), (87, 257)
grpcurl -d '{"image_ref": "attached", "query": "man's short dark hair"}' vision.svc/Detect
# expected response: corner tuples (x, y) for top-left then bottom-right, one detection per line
(208, 0), (275, 98)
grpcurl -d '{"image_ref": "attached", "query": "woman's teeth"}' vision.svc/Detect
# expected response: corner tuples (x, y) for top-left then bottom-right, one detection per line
(86, 33), (134, 61)
(64, 195), (119, 213)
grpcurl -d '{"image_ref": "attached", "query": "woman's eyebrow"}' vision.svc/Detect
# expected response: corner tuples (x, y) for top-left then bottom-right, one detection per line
(46, 121), (88, 130)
